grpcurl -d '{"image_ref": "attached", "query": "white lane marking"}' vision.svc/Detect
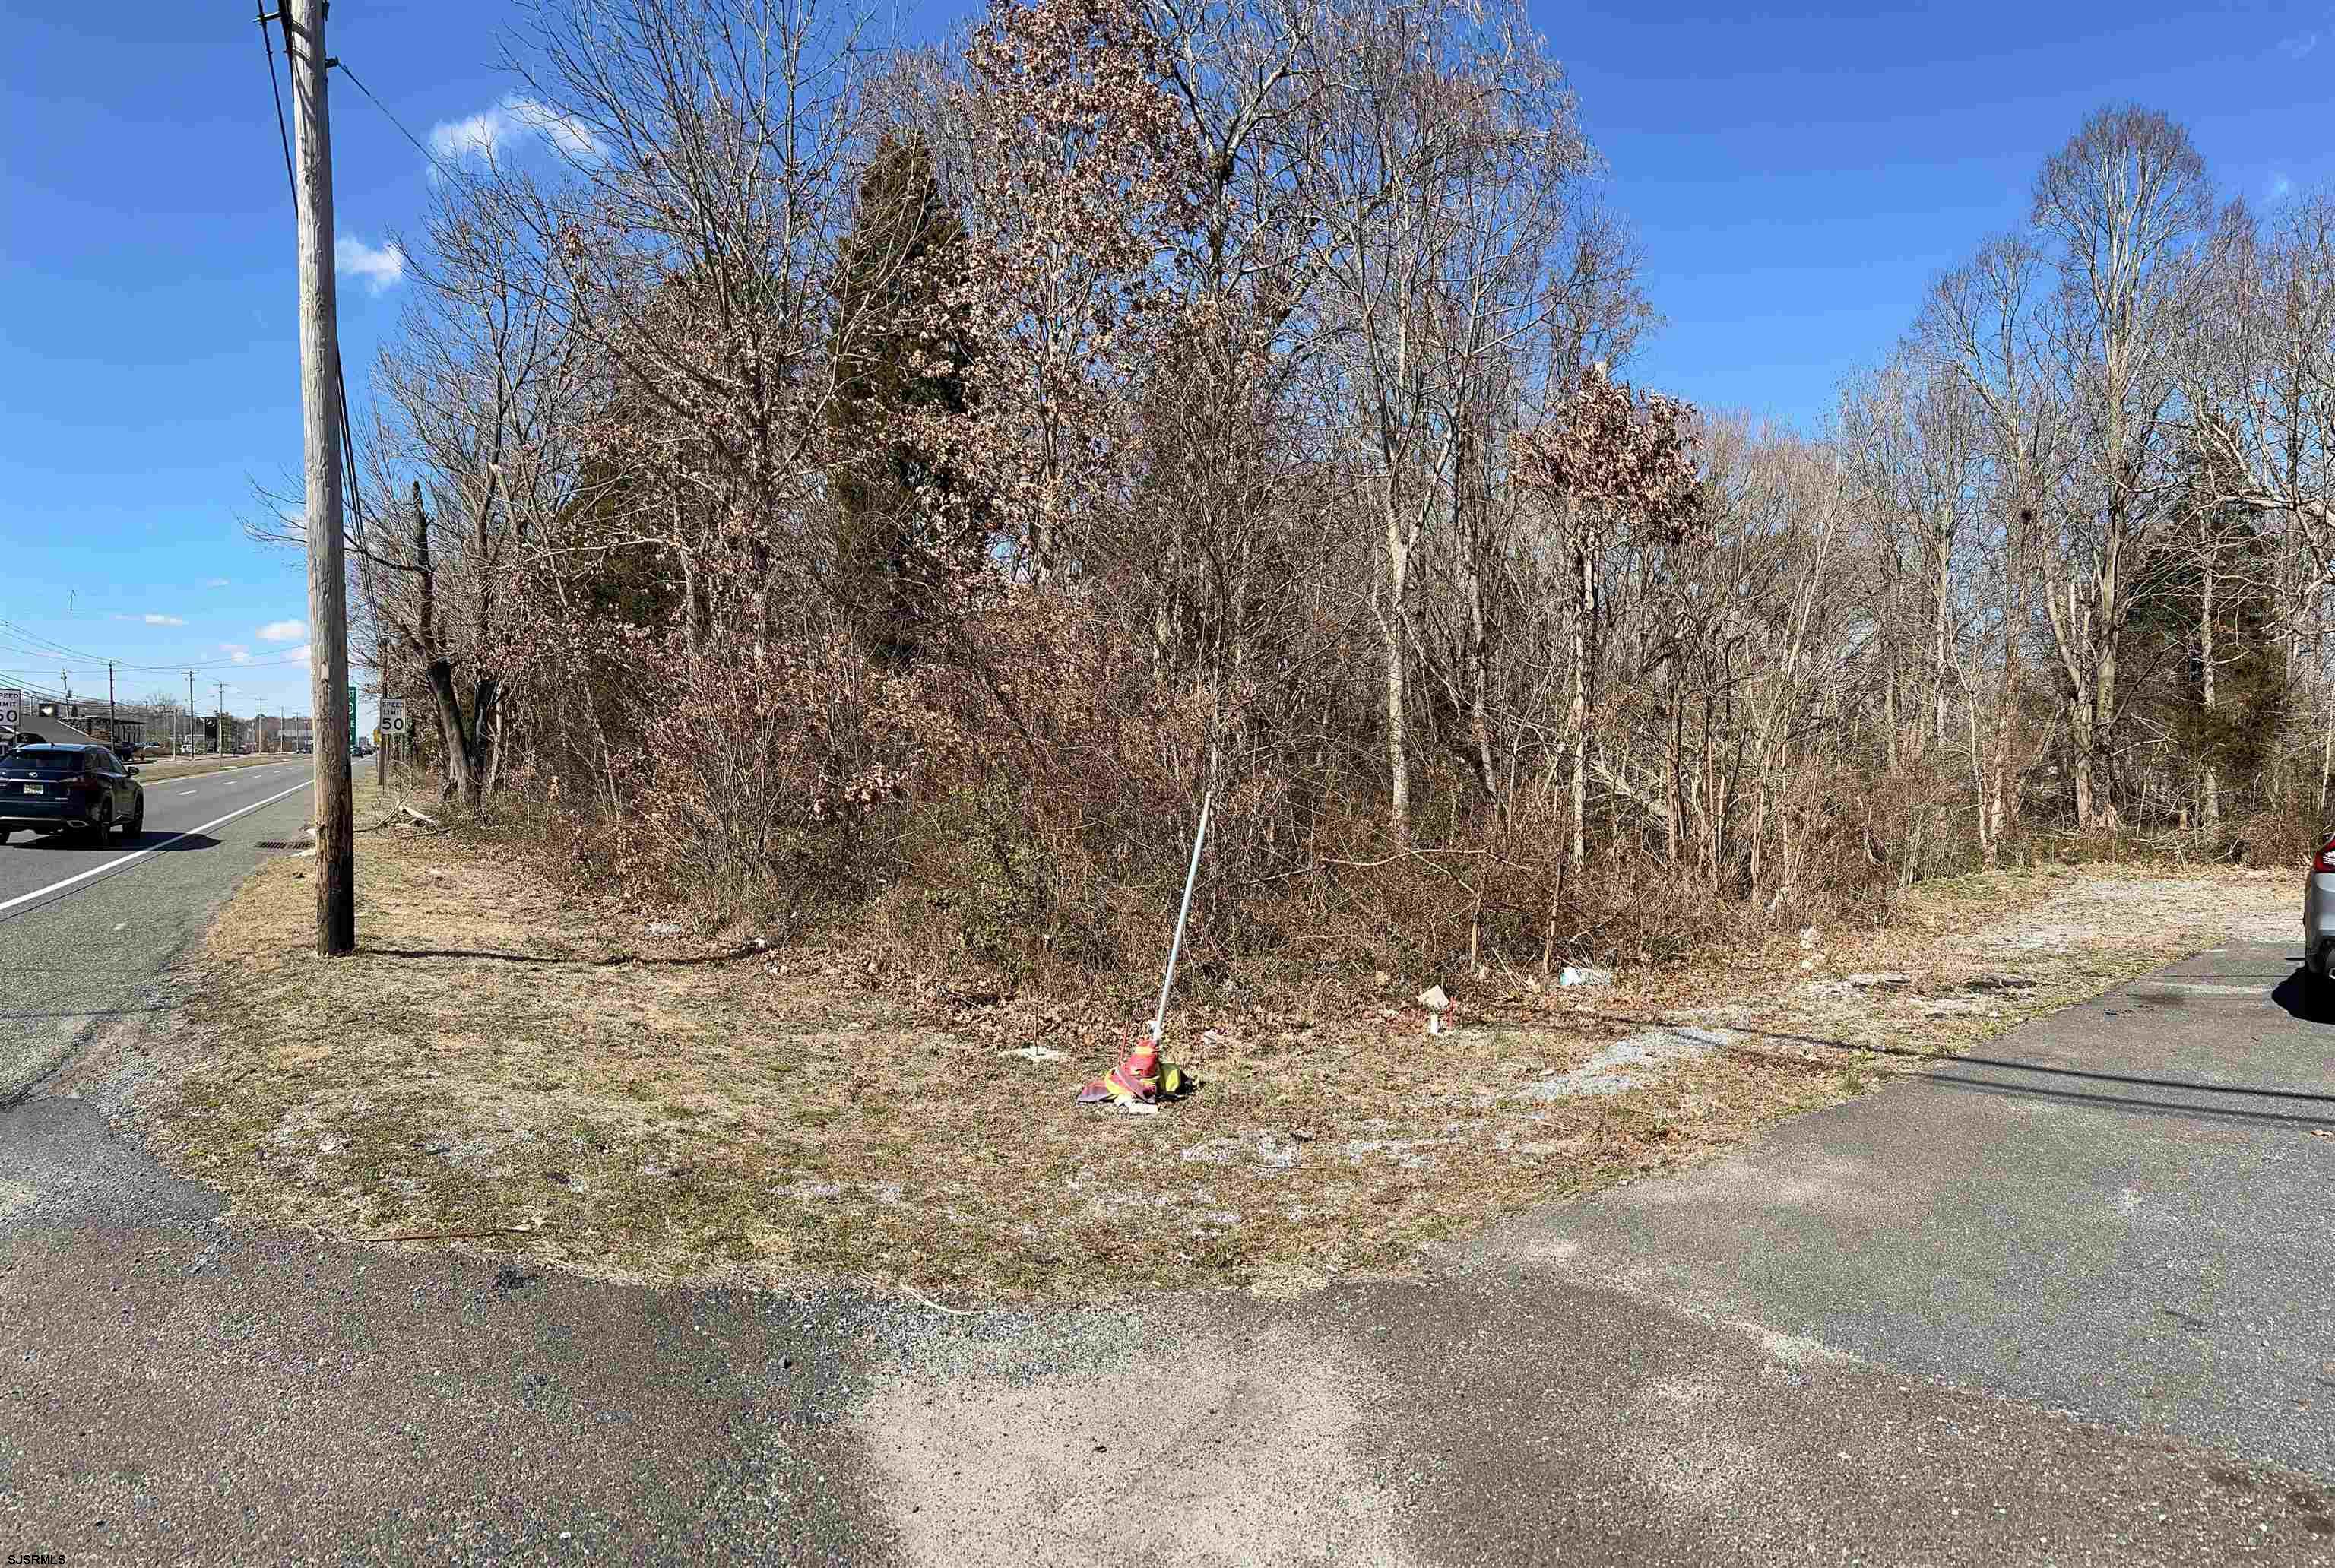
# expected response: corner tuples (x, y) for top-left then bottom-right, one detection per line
(2131, 983), (2266, 998)
(177, 790), (198, 796)
(0, 777), (315, 919)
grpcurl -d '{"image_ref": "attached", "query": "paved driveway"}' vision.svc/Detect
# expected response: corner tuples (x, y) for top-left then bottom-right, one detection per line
(1470, 939), (2335, 1480)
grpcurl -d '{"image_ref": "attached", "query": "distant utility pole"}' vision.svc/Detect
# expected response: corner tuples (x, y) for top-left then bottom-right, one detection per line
(215, 682), (227, 755)
(107, 660), (116, 740)
(282, 0), (354, 955)
(185, 671), (198, 754)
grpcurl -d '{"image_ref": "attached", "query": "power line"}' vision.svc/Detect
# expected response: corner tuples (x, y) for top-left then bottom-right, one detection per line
(0, 619), (116, 666)
(0, 624), (315, 676)
(255, 1), (298, 207)
(332, 58), (442, 172)
(252, 27), (385, 545)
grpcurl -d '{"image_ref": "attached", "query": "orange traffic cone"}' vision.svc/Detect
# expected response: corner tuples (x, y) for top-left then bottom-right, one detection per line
(1077, 1022), (1188, 1107)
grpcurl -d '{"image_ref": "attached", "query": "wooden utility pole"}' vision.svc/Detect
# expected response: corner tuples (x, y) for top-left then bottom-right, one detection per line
(284, 0), (354, 954)
(107, 661), (116, 741)
(186, 671), (197, 755)
(215, 682), (227, 754)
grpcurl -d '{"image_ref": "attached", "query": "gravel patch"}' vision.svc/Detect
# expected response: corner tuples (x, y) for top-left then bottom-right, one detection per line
(1516, 1028), (1744, 1101)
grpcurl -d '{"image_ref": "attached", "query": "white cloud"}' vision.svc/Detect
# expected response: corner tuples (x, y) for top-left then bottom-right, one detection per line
(427, 94), (600, 171)
(144, 613), (187, 626)
(2278, 28), (2321, 57)
(336, 236), (406, 296)
(258, 619), (306, 643)
(221, 643), (254, 666)
(204, 578), (230, 589)
(2270, 173), (2295, 202)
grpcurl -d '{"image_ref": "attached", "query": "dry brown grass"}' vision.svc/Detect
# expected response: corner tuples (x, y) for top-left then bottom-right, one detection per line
(123, 790), (2297, 1302)
(129, 752), (296, 784)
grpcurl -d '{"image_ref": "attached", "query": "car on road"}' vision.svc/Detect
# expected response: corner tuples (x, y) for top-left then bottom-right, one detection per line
(2308, 841), (2335, 978)
(0, 743), (146, 845)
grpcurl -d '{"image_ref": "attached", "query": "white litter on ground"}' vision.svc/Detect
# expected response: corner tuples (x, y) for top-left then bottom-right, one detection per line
(771, 1179), (845, 1201)
(1340, 1136), (1442, 1169)
(1516, 1027), (1742, 1101)
(1180, 1132), (1301, 1170)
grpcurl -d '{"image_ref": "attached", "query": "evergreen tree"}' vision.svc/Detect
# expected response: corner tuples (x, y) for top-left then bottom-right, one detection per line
(827, 132), (981, 668)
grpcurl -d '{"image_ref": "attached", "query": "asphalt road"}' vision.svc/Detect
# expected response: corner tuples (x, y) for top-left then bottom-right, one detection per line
(3, 863), (2333, 1563)
(0, 758), (313, 1101)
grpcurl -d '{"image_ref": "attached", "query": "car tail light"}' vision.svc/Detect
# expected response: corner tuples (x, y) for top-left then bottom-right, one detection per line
(2315, 839), (2335, 874)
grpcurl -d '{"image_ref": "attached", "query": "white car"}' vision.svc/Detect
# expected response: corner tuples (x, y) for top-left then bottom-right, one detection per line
(2308, 846), (2335, 977)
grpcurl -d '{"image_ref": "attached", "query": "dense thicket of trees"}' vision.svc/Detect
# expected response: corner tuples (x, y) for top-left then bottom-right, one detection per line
(339, 0), (2335, 981)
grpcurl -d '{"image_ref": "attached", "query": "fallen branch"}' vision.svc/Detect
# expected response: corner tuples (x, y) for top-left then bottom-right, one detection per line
(901, 1284), (981, 1317)
(371, 1226), (543, 1243)
(400, 805), (442, 830)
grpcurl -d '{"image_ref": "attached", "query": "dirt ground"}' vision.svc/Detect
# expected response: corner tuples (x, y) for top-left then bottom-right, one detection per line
(117, 786), (2300, 1302)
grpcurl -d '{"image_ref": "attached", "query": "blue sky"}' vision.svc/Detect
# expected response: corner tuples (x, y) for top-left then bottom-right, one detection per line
(2, 1), (2329, 724)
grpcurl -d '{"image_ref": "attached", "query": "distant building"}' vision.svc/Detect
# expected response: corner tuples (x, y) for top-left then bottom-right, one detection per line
(83, 714), (148, 749)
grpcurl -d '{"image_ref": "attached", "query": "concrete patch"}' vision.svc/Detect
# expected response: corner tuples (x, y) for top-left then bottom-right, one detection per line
(1623, 1150), (1887, 1218)
(856, 1323), (1421, 1566)
(1617, 1372), (1807, 1518)
(1731, 1321), (1855, 1370)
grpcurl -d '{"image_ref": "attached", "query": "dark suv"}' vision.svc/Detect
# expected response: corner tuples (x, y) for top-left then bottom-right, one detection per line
(0, 743), (147, 844)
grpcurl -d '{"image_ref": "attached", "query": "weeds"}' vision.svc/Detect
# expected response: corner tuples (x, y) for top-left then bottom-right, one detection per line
(116, 778), (2296, 1301)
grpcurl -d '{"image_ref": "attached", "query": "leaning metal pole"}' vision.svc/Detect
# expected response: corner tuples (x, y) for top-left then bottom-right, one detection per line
(1149, 787), (1213, 1044)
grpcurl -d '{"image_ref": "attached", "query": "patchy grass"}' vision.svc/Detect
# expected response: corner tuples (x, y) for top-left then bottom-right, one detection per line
(123, 794), (2297, 1302)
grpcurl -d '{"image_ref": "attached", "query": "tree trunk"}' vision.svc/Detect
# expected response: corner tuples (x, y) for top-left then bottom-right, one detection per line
(1665, 670), (1684, 867)
(1933, 534), (1952, 753)
(424, 662), (498, 815)
(1381, 502), (1411, 846)
(426, 658), (477, 811)
(1567, 502), (1593, 882)
(1884, 661), (1898, 770)
(1464, 558), (1499, 807)
(2200, 559), (2219, 829)
(2067, 687), (2095, 831)
(2092, 554), (2121, 831)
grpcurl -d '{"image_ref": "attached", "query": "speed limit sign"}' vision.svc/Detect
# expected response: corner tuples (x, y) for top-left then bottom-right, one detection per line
(0, 687), (20, 729)
(380, 698), (408, 735)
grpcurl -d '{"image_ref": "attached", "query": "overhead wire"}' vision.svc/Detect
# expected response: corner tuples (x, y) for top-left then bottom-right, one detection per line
(252, 6), (379, 651)
(332, 57), (441, 172)
(257, 2), (298, 207)
(0, 622), (313, 676)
